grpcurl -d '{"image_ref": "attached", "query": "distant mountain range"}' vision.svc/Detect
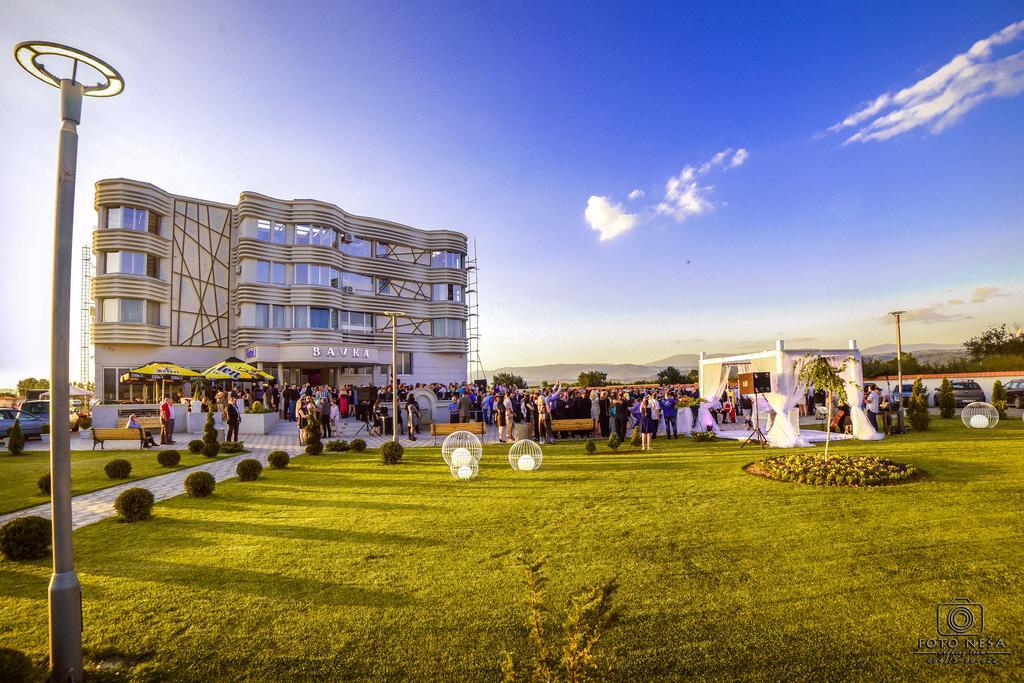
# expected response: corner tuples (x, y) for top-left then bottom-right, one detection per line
(486, 345), (966, 383)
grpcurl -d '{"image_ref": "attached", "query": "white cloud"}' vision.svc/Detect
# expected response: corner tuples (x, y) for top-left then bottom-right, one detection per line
(584, 147), (747, 239)
(584, 195), (640, 241)
(829, 19), (1024, 143)
(971, 286), (1011, 303)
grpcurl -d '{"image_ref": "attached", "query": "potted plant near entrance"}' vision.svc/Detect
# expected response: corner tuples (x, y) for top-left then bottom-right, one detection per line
(240, 400), (279, 435)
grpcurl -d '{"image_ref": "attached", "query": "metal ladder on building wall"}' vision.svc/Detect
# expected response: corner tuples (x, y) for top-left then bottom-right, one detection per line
(465, 237), (485, 383)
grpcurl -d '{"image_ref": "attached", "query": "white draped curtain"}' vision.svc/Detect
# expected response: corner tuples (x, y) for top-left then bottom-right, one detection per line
(762, 353), (811, 448)
(826, 354), (883, 441)
(696, 363), (729, 433)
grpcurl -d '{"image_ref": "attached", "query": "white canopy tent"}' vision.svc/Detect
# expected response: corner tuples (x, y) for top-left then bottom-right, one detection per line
(697, 339), (883, 448)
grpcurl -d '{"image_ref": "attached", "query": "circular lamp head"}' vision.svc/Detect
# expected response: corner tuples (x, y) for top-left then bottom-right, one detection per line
(14, 41), (124, 96)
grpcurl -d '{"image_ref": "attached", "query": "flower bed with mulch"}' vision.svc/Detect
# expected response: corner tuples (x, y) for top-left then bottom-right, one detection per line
(746, 453), (920, 487)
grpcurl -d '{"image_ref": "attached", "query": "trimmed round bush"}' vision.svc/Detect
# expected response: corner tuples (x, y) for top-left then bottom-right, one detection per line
(0, 515), (51, 561)
(37, 473), (51, 496)
(267, 451), (290, 469)
(0, 647), (34, 683)
(350, 438), (367, 453)
(157, 450), (181, 467)
(381, 441), (404, 465)
(202, 440), (220, 458)
(219, 441), (246, 454)
(305, 441), (324, 455)
(326, 439), (350, 452)
(188, 439), (203, 454)
(184, 471), (216, 498)
(104, 459), (132, 479)
(749, 454), (918, 487)
(114, 487), (155, 522)
(236, 458), (263, 481)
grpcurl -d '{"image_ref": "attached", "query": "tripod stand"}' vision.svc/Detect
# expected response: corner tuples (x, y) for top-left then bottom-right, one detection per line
(742, 389), (769, 448)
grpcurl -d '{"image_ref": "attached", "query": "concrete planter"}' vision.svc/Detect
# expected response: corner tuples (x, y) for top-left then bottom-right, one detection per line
(240, 411), (279, 435)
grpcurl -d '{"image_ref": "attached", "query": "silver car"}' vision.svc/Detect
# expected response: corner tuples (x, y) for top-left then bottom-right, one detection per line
(0, 409), (45, 440)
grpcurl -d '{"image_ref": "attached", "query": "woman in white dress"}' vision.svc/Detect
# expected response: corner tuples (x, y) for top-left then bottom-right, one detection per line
(589, 390), (601, 435)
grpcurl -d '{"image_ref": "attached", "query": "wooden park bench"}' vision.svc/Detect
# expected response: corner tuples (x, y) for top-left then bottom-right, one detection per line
(550, 418), (596, 439)
(92, 427), (149, 450)
(430, 420), (486, 444)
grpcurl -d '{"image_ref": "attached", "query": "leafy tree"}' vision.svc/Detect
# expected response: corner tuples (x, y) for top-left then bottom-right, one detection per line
(577, 371), (608, 388)
(7, 419), (25, 455)
(656, 366), (685, 385)
(794, 354), (852, 458)
(16, 377), (49, 396)
(965, 323), (1024, 361)
(938, 378), (956, 419)
(991, 380), (1008, 418)
(493, 372), (526, 389)
(683, 369), (700, 384)
(305, 412), (323, 455)
(907, 378), (930, 432)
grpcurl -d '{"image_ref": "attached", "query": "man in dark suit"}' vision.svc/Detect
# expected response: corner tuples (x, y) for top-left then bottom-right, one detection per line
(226, 397), (241, 442)
(458, 392), (473, 423)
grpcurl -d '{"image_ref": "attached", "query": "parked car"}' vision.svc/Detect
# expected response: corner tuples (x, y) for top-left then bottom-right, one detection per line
(1002, 379), (1024, 409)
(0, 409), (46, 440)
(931, 380), (986, 407)
(16, 399), (82, 431)
(893, 383), (929, 408)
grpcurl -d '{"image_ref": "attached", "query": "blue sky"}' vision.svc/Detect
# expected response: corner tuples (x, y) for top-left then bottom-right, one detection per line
(1, 1), (1022, 385)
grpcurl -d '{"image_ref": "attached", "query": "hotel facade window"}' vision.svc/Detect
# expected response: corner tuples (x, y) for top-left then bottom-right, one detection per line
(92, 179), (469, 411)
(339, 236), (371, 257)
(256, 219), (287, 244)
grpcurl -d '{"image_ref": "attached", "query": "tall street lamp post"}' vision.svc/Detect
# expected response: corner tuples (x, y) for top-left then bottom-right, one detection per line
(13, 41), (124, 683)
(888, 310), (907, 434)
(382, 311), (408, 442)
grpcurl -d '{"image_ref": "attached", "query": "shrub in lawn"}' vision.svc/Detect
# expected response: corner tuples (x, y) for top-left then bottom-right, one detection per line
(381, 441), (404, 465)
(0, 515), (51, 561)
(750, 453), (917, 487)
(37, 473), (50, 496)
(907, 378), (930, 432)
(607, 433), (621, 451)
(0, 647), (33, 683)
(202, 411), (220, 457)
(219, 441), (246, 454)
(326, 439), (350, 452)
(6, 420), (25, 455)
(585, 439), (596, 454)
(691, 431), (717, 443)
(350, 438), (367, 453)
(236, 458), (263, 481)
(184, 471), (216, 498)
(157, 450), (181, 467)
(992, 380), (1008, 418)
(188, 439), (203, 454)
(629, 427), (641, 448)
(938, 378), (956, 419)
(104, 458), (132, 479)
(114, 487), (155, 522)
(305, 412), (323, 455)
(267, 450), (290, 469)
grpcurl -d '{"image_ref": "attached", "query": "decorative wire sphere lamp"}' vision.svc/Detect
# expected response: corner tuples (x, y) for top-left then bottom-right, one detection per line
(450, 458), (479, 480)
(441, 430), (483, 466)
(961, 401), (999, 429)
(508, 439), (543, 471)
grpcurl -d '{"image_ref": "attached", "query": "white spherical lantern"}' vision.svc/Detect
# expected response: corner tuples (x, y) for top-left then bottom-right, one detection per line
(508, 439), (543, 471)
(961, 401), (999, 429)
(441, 430), (483, 466)
(451, 447), (474, 468)
(450, 458), (479, 480)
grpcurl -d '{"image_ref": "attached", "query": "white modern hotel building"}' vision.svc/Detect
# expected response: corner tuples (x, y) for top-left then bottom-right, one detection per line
(92, 178), (469, 403)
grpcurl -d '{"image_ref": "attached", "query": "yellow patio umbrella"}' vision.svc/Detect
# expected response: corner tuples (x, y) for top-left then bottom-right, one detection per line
(201, 357), (274, 382)
(119, 361), (203, 403)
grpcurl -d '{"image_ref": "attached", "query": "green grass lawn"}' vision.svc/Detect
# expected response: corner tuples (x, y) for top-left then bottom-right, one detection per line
(1, 419), (1022, 681)
(0, 449), (234, 515)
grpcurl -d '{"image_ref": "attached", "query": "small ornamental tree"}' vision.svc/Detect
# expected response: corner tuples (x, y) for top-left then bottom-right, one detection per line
(992, 380), (1008, 418)
(795, 354), (852, 459)
(938, 378), (956, 419)
(607, 433), (621, 451)
(6, 420), (25, 455)
(305, 412), (323, 455)
(629, 427), (641, 449)
(907, 378), (930, 432)
(585, 439), (596, 454)
(202, 411), (220, 457)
